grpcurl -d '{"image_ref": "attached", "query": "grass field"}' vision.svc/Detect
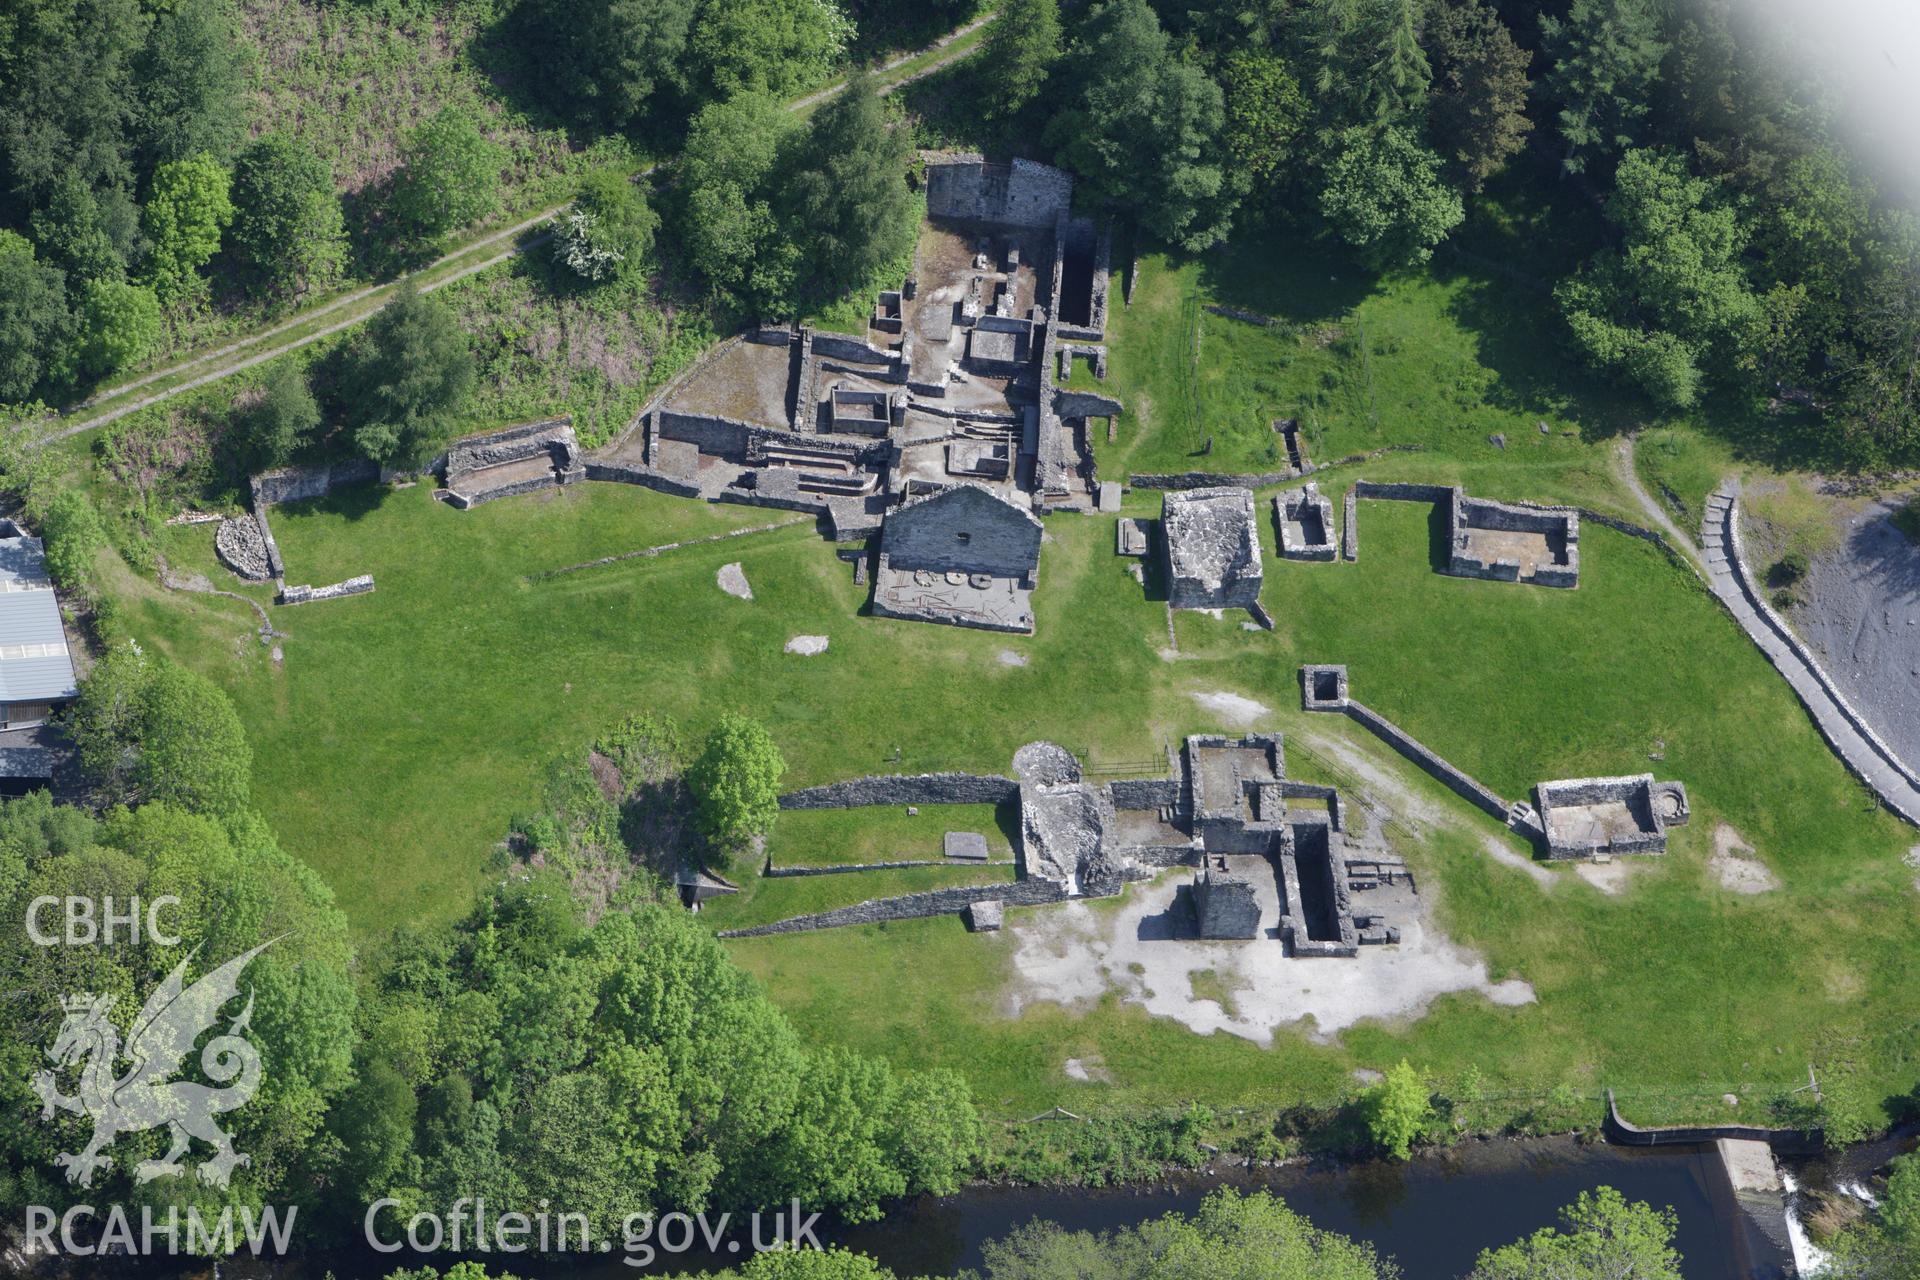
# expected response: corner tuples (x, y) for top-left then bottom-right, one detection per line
(92, 212), (1920, 1131)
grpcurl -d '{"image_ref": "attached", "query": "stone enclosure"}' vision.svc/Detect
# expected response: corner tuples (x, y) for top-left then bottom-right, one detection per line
(1535, 775), (1691, 859)
(1275, 483), (1337, 561)
(1345, 481), (1581, 588)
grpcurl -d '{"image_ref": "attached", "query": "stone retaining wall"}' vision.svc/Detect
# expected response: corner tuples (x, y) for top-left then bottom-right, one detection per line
(778, 773), (1018, 809)
(444, 473), (565, 510)
(581, 461), (704, 499)
(1107, 778), (1180, 809)
(1720, 493), (1920, 798)
(1604, 1091), (1822, 1154)
(716, 878), (1069, 938)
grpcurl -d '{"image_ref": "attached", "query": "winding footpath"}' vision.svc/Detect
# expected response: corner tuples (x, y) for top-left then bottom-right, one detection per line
(25, 11), (1000, 447)
(1699, 482), (1920, 826)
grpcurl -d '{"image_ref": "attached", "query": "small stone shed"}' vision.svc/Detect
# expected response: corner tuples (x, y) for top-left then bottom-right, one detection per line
(1534, 774), (1690, 859)
(1161, 486), (1263, 610)
(1275, 483), (1337, 561)
(871, 484), (1043, 634)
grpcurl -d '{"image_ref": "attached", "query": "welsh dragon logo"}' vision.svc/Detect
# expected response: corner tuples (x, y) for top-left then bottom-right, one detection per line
(31, 940), (277, 1190)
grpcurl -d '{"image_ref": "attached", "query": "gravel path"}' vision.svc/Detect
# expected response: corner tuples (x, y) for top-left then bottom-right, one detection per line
(1700, 484), (1920, 825)
(1792, 498), (1920, 766)
(1613, 436), (1703, 574)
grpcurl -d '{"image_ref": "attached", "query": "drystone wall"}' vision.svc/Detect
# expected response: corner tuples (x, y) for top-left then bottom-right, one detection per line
(778, 773), (1018, 810)
(716, 878), (1069, 937)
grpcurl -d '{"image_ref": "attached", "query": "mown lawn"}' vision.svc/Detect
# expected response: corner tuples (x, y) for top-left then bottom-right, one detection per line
(97, 216), (1920, 1130)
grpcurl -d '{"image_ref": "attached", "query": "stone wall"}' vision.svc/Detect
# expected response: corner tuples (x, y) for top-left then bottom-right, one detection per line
(278, 575), (375, 605)
(1447, 490), (1580, 588)
(765, 859), (1014, 877)
(445, 417), (574, 475)
(1108, 778), (1180, 810)
(716, 877), (1069, 937)
(778, 772), (1018, 809)
(250, 458), (381, 507)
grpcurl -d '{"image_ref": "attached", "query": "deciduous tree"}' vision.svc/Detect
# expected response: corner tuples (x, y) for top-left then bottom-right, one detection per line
(688, 0), (854, 104)
(142, 153), (234, 305)
(552, 170), (658, 284)
(230, 133), (347, 300)
(393, 107), (506, 238)
(676, 93), (800, 314)
(1317, 126), (1463, 269)
(339, 283), (476, 467)
(235, 361), (320, 471)
(687, 713), (786, 850)
(1469, 1186), (1683, 1280)
(1554, 149), (1763, 409)
(1358, 1059), (1431, 1160)
(514, 0), (696, 129)
(74, 278), (161, 379)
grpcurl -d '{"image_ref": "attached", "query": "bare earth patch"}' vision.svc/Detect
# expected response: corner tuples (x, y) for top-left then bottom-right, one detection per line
(1062, 1056), (1113, 1084)
(997, 649), (1028, 667)
(1005, 872), (1534, 1046)
(1710, 823), (1781, 895)
(784, 635), (829, 656)
(1575, 859), (1652, 896)
(1191, 689), (1272, 726)
(717, 562), (753, 600)
(1907, 845), (1920, 894)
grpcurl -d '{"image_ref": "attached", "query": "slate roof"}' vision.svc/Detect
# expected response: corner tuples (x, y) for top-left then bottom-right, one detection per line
(0, 534), (78, 704)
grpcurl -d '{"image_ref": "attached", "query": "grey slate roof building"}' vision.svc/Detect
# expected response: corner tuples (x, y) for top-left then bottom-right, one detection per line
(0, 523), (77, 725)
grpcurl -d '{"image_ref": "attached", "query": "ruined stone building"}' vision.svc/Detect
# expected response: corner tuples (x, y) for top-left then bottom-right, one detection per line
(738, 733), (1407, 954)
(871, 484), (1043, 633)
(569, 153), (1121, 634)
(1161, 487), (1264, 611)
